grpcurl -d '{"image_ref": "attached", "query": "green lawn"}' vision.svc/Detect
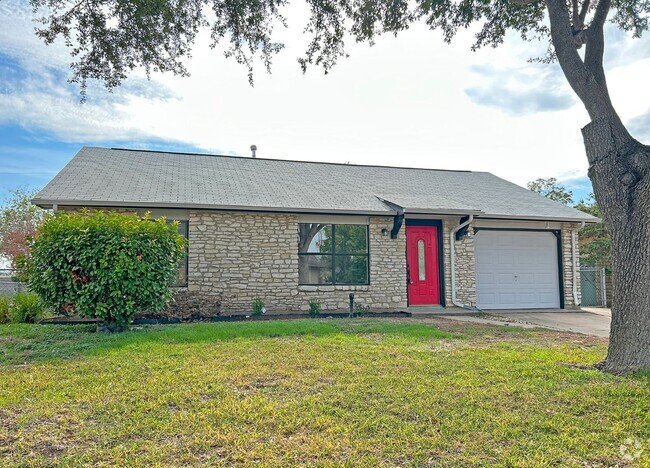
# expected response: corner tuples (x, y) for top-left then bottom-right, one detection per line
(0, 319), (648, 466)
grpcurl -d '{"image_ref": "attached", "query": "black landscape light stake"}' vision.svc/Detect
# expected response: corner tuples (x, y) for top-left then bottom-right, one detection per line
(349, 293), (355, 317)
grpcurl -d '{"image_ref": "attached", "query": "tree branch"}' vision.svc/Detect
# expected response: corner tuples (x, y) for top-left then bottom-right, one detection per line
(572, 0), (581, 29)
(584, 0), (611, 87)
(545, 0), (617, 121)
(578, 0), (591, 25)
(546, 0), (592, 98)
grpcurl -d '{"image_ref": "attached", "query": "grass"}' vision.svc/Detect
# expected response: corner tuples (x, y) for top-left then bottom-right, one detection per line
(0, 318), (648, 466)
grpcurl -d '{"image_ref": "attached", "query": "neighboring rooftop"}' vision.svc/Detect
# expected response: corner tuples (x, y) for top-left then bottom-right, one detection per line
(33, 147), (597, 222)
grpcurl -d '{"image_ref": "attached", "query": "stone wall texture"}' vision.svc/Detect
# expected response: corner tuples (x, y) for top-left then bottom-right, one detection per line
(187, 212), (407, 313)
(561, 223), (582, 308)
(61, 207), (583, 311)
(441, 218), (476, 307)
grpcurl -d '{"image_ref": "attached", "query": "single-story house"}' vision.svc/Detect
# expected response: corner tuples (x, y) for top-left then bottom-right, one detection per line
(33, 147), (597, 313)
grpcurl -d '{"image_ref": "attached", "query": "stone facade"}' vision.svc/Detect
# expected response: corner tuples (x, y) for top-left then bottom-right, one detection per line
(187, 212), (407, 313)
(440, 218), (476, 307)
(61, 206), (583, 311)
(561, 223), (582, 308)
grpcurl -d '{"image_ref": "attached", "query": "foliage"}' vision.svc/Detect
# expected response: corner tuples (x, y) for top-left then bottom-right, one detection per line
(0, 293), (48, 324)
(576, 194), (612, 269)
(252, 297), (266, 316)
(528, 179), (612, 269)
(527, 177), (575, 205)
(0, 295), (9, 324)
(0, 188), (47, 269)
(8, 292), (48, 324)
(27, 0), (649, 98)
(0, 319), (648, 465)
(25, 211), (187, 327)
(354, 301), (371, 315)
(308, 299), (321, 316)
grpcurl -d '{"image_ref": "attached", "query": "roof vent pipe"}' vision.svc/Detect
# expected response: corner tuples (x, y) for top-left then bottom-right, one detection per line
(250, 144), (257, 158)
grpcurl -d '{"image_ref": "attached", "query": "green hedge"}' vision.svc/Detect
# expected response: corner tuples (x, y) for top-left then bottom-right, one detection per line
(26, 211), (187, 327)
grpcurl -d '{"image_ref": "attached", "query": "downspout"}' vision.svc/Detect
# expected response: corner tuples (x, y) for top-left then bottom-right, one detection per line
(451, 214), (474, 309)
(572, 221), (586, 307)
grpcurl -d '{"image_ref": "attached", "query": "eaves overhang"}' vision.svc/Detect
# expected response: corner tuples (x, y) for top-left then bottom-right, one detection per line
(31, 198), (397, 217)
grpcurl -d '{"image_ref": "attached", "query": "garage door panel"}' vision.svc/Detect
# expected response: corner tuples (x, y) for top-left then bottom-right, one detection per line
(494, 294), (516, 309)
(517, 273), (535, 285)
(477, 270), (498, 283)
(475, 230), (560, 310)
(497, 273), (515, 285)
(497, 253), (515, 265)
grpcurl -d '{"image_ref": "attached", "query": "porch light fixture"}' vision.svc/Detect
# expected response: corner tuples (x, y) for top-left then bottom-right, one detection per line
(381, 228), (388, 237)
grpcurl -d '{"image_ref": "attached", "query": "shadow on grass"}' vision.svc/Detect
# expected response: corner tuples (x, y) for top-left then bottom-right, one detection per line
(0, 318), (453, 366)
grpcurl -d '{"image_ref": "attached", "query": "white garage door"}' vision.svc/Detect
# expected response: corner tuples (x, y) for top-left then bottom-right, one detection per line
(475, 230), (561, 309)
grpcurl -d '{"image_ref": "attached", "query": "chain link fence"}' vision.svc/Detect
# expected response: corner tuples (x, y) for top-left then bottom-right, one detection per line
(579, 266), (607, 307)
(0, 269), (27, 295)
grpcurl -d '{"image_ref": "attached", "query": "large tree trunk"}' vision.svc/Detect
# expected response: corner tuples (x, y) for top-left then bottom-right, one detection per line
(583, 118), (650, 374)
(545, 0), (650, 373)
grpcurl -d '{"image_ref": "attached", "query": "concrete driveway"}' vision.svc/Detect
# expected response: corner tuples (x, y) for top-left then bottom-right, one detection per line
(486, 308), (611, 337)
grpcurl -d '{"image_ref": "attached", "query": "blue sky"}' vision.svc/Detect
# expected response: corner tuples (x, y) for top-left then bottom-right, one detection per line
(1, 1), (648, 205)
(0, 123), (206, 202)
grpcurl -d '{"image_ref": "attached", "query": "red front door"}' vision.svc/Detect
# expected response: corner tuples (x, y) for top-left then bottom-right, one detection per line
(406, 226), (440, 305)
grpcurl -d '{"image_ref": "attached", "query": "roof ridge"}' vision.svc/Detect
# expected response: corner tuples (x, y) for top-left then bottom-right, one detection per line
(101, 146), (475, 174)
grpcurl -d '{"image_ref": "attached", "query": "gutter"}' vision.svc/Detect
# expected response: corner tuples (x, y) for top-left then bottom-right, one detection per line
(30, 199), (397, 217)
(450, 214), (475, 309)
(572, 221), (586, 307)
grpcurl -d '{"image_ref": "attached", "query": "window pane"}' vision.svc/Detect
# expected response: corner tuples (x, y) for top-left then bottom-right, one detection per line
(418, 240), (426, 281)
(334, 255), (368, 284)
(298, 224), (332, 253)
(299, 255), (333, 284)
(334, 225), (368, 254)
(177, 220), (188, 238)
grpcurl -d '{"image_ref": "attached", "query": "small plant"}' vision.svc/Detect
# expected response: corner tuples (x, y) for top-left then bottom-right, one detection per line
(0, 295), (10, 324)
(308, 299), (321, 316)
(252, 297), (266, 316)
(354, 302), (371, 316)
(8, 292), (48, 323)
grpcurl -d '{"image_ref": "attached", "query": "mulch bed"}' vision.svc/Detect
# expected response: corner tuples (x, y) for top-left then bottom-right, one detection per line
(40, 311), (412, 326)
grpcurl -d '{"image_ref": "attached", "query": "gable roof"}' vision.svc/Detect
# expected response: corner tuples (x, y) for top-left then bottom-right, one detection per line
(33, 147), (597, 222)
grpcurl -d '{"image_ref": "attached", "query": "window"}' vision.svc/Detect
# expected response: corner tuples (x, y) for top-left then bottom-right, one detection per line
(298, 224), (369, 285)
(174, 220), (189, 286)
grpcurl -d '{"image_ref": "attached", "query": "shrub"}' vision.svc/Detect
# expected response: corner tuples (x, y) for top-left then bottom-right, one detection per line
(0, 295), (10, 324)
(308, 299), (321, 316)
(26, 211), (187, 328)
(252, 298), (265, 316)
(9, 292), (47, 323)
(354, 302), (371, 316)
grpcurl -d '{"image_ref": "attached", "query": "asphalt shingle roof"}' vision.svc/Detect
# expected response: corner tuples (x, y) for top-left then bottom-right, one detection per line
(33, 147), (597, 222)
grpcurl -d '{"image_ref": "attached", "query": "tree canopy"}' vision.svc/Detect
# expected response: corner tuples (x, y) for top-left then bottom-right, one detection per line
(0, 189), (47, 269)
(527, 177), (575, 205)
(30, 0), (649, 96)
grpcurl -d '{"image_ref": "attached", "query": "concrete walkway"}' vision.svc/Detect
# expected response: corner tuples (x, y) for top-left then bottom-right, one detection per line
(432, 308), (611, 337)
